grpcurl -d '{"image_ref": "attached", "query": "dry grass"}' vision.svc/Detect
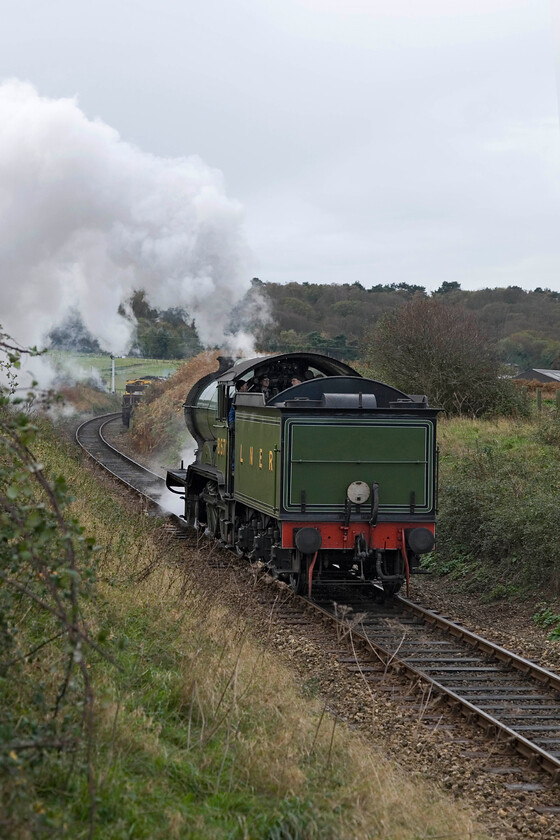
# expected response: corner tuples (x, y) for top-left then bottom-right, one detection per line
(57, 383), (118, 413)
(129, 351), (220, 454)
(95, 550), (488, 840)
(513, 378), (560, 398)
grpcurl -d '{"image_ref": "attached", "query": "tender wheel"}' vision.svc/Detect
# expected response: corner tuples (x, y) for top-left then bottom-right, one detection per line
(287, 572), (307, 595)
(382, 581), (402, 597)
(286, 551), (308, 595)
(233, 510), (256, 559)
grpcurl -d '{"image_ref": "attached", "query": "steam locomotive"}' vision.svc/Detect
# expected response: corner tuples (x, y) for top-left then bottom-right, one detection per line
(166, 352), (439, 596)
(122, 377), (162, 427)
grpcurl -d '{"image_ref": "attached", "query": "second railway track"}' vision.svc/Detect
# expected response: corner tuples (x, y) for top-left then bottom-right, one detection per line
(76, 413), (560, 802)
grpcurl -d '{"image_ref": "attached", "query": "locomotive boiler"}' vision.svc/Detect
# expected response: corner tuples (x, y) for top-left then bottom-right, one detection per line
(166, 352), (439, 596)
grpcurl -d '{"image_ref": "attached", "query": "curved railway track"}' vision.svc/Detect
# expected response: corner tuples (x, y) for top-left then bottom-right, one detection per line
(75, 413), (169, 510)
(77, 414), (560, 790)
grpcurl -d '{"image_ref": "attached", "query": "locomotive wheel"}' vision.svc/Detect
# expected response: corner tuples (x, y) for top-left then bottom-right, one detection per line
(203, 481), (220, 538)
(382, 581), (402, 597)
(219, 515), (231, 546)
(206, 504), (219, 538)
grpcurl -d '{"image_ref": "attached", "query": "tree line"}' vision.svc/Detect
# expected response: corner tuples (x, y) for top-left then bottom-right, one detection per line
(48, 280), (560, 373)
(252, 279), (560, 369)
(48, 290), (202, 360)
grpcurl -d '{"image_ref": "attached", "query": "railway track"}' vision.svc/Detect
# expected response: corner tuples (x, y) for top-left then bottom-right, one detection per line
(75, 413), (170, 510)
(308, 585), (560, 781)
(77, 414), (560, 793)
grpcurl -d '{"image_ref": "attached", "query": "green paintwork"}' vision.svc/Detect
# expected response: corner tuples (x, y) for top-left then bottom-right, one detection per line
(283, 417), (434, 514)
(201, 441), (215, 466)
(214, 421), (228, 474)
(234, 409), (282, 515)
(200, 396), (435, 522)
(193, 380), (219, 441)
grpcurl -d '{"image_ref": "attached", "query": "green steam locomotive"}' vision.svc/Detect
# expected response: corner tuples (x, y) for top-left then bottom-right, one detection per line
(167, 352), (439, 596)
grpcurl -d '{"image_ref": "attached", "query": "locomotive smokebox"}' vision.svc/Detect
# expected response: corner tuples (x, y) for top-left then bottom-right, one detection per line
(295, 527), (322, 554)
(405, 527), (435, 555)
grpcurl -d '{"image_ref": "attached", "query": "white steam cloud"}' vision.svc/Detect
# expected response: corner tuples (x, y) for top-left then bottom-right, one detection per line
(0, 79), (253, 355)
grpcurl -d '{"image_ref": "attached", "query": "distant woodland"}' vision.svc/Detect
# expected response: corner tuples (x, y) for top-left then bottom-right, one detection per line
(48, 280), (560, 369)
(253, 279), (560, 369)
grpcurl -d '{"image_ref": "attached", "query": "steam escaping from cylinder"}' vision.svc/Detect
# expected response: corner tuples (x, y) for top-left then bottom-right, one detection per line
(0, 79), (256, 361)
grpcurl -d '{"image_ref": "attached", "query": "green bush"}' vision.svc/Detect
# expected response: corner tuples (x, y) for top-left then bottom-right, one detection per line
(533, 410), (560, 447)
(0, 332), (111, 837)
(432, 440), (560, 591)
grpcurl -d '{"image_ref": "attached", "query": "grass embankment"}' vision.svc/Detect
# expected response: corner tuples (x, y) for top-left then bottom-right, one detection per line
(427, 411), (560, 607)
(128, 352), (220, 461)
(56, 384), (121, 415)
(3, 421), (489, 839)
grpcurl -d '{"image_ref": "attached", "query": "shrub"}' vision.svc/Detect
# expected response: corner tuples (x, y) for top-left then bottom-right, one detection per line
(533, 409), (560, 447)
(366, 297), (526, 416)
(0, 331), (109, 837)
(432, 439), (560, 592)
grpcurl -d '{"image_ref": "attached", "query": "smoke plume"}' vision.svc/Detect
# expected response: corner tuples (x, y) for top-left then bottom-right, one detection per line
(0, 79), (253, 356)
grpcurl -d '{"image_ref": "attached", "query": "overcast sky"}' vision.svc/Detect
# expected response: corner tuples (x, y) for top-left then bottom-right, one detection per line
(1, 0), (559, 295)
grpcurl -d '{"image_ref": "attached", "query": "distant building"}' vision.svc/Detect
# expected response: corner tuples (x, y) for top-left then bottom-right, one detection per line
(513, 369), (560, 383)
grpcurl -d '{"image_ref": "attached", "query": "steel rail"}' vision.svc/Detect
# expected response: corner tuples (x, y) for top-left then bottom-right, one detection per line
(396, 594), (560, 693)
(305, 592), (560, 778)
(75, 413), (168, 509)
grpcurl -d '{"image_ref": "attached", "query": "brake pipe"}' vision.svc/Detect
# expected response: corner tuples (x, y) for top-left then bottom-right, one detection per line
(308, 551), (318, 599)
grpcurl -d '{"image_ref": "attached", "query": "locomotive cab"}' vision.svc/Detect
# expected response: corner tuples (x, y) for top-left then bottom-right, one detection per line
(167, 352), (439, 597)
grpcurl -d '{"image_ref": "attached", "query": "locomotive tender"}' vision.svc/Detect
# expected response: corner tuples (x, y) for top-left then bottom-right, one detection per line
(166, 352), (438, 596)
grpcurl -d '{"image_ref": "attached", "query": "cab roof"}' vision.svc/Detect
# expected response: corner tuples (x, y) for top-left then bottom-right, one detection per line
(218, 352), (359, 383)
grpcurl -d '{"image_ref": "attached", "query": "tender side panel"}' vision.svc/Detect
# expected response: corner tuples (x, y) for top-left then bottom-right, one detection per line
(234, 409), (282, 516)
(283, 416), (435, 515)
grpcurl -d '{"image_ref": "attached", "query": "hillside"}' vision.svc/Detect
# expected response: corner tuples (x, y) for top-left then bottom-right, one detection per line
(255, 280), (560, 366)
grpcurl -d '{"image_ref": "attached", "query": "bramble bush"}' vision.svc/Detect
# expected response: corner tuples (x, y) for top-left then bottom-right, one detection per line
(0, 329), (110, 838)
(429, 438), (560, 593)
